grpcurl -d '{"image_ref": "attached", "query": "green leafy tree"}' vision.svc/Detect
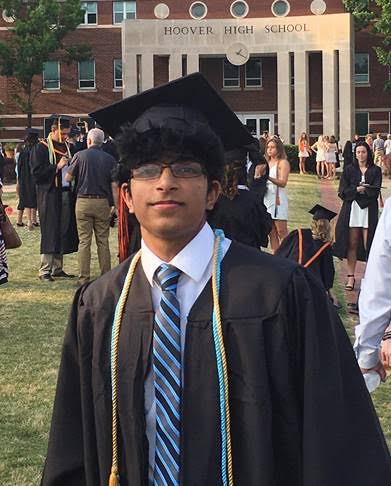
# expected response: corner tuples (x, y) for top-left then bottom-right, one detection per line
(0, 0), (91, 126)
(344, 0), (391, 90)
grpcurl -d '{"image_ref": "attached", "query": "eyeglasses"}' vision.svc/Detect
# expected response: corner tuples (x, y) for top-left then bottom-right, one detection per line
(131, 161), (205, 181)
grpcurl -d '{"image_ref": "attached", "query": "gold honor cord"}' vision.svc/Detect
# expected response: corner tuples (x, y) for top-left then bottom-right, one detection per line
(109, 250), (141, 486)
(109, 233), (233, 485)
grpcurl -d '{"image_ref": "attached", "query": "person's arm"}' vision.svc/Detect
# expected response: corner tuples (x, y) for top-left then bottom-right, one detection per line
(356, 199), (391, 374)
(361, 166), (382, 199)
(65, 154), (79, 183)
(337, 167), (357, 201)
(267, 159), (290, 187)
(310, 142), (318, 152)
(380, 321), (391, 368)
(111, 181), (119, 209)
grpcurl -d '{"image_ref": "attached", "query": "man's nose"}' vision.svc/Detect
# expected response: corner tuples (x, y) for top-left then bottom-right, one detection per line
(156, 166), (179, 189)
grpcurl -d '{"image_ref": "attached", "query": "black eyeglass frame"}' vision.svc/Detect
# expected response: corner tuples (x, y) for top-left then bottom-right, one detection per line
(131, 161), (207, 180)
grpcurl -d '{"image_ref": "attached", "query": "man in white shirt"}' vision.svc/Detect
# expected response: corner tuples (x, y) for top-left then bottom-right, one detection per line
(42, 74), (391, 486)
(356, 197), (391, 378)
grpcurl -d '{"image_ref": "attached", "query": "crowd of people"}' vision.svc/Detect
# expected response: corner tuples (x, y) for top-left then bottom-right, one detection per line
(0, 73), (390, 483)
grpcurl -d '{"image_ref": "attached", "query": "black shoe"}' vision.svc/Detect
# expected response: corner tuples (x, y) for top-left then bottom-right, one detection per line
(39, 274), (54, 282)
(32, 222), (40, 227)
(52, 270), (76, 278)
(16, 222), (25, 227)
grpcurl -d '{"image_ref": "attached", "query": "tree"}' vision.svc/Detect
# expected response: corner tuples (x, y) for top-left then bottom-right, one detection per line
(0, 0), (91, 126)
(344, 0), (391, 91)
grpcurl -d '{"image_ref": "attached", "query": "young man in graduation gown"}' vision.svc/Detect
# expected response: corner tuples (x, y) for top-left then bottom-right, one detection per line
(42, 74), (391, 486)
(30, 115), (78, 281)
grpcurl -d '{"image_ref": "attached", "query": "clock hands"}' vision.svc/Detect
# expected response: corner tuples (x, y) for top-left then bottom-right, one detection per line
(235, 48), (247, 59)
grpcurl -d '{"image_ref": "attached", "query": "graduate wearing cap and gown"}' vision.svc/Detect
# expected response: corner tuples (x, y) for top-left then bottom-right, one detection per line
(42, 74), (391, 486)
(275, 204), (337, 293)
(30, 116), (78, 280)
(208, 144), (272, 249)
(16, 129), (39, 222)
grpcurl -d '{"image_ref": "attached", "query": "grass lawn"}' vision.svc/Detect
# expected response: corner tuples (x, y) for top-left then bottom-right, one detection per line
(0, 174), (389, 484)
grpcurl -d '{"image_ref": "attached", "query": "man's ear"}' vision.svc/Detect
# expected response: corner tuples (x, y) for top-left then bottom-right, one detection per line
(206, 180), (221, 211)
(121, 182), (135, 213)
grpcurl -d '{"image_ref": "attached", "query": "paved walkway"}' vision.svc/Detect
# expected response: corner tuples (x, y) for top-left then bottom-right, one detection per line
(319, 174), (391, 309)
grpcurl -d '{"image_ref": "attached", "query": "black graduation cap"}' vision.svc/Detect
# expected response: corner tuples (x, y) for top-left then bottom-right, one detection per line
(24, 128), (40, 136)
(89, 72), (253, 150)
(48, 114), (71, 128)
(309, 204), (337, 221)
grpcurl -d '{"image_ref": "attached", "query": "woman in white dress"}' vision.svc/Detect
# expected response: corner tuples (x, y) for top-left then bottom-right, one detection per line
(297, 132), (311, 175)
(311, 135), (327, 179)
(262, 137), (290, 253)
(325, 135), (338, 180)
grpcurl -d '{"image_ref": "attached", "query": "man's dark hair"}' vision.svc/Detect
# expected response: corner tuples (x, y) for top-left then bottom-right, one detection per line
(115, 121), (225, 185)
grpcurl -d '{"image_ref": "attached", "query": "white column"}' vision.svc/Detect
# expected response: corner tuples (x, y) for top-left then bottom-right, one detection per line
(339, 48), (355, 144)
(122, 54), (137, 97)
(169, 52), (183, 81)
(277, 51), (291, 144)
(141, 53), (154, 92)
(294, 51), (309, 142)
(322, 50), (338, 137)
(187, 53), (199, 74)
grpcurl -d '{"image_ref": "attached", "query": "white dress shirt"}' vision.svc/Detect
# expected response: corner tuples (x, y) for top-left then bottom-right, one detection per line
(355, 197), (391, 368)
(141, 222), (231, 483)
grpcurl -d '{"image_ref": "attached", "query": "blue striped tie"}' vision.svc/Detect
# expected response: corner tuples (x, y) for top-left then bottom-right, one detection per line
(153, 264), (182, 486)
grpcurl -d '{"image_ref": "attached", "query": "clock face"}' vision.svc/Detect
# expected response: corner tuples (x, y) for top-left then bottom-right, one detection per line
(226, 42), (250, 66)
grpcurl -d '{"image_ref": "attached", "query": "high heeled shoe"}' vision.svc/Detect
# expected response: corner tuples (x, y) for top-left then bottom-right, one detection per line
(345, 274), (355, 291)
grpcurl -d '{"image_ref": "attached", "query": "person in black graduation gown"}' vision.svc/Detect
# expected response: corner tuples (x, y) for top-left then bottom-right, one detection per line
(333, 142), (382, 290)
(247, 138), (269, 201)
(208, 145), (272, 248)
(42, 74), (391, 486)
(16, 129), (40, 229)
(30, 115), (78, 281)
(275, 204), (337, 300)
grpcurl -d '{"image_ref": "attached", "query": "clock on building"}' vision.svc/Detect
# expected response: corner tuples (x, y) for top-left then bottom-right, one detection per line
(226, 42), (250, 66)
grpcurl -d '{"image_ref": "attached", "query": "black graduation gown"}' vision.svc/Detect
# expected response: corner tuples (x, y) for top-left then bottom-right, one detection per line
(30, 142), (78, 255)
(208, 189), (272, 248)
(17, 147), (37, 209)
(333, 164), (382, 262)
(42, 242), (391, 485)
(275, 228), (335, 291)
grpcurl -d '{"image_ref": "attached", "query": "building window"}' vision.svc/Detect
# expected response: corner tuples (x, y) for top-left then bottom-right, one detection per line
(223, 59), (240, 88)
(113, 1), (136, 24)
(355, 53), (369, 84)
(355, 112), (369, 136)
(154, 3), (170, 19)
(114, 59), (123, 88)
(78, 60), (95, 89)
(43, 61), (60, 90)
(230, 1), (249, 18)
(245, 58), (262, 87)
(271, 0), (290, 17)
(189, 2), (207, 20)
(81, 2), (97, 24)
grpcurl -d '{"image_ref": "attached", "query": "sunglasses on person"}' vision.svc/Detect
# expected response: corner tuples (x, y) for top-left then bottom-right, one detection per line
(131, 161), (206, 180)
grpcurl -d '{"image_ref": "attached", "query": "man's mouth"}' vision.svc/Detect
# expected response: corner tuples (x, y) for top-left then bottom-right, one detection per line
(150, 200), (184, 209)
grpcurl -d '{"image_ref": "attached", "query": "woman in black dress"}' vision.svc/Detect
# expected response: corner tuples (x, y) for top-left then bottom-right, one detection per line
(208, 145), (272, 248)
(16, 129), (39, 230)
(333, 142), (382, 290)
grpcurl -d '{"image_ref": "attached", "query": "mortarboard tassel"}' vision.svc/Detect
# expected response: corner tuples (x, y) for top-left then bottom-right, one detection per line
(118, 190), (129, 263)
(108, 467), (119, 486)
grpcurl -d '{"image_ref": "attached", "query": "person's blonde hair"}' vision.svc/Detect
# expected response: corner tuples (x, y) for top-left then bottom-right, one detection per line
(311, 219), (333, 242)
(266, 137), (287, 161)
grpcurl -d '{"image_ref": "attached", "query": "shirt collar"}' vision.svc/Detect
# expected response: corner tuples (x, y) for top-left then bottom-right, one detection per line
(141, 222), (215, 286)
